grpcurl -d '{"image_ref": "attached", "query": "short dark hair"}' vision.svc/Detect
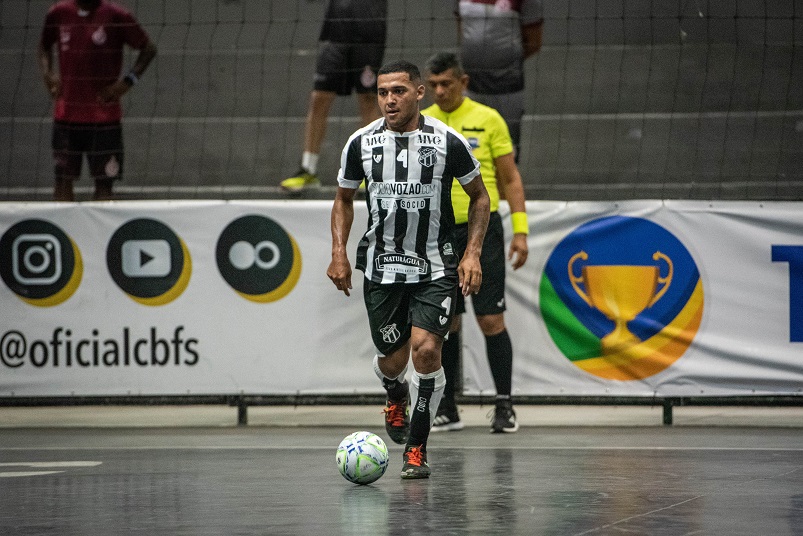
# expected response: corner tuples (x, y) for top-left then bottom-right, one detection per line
(378, 59), (422, 85)
(425, 52), (465, 77)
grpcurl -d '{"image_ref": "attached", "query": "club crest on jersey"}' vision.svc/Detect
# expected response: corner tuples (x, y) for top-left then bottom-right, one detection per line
(380, 323), (401, 344)
(373, 154), (382, 163)
(92, 26), (107, 46)
(418, 147), (437, 168)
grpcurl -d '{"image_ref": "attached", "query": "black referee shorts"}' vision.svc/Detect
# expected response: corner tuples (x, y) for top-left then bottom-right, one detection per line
(314, 41), (384, 96)
(363, 275), (458, 356)
(454, 211), (507, 316)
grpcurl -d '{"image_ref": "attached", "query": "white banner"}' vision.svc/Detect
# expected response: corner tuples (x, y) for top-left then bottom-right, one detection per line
(0, 200), (801, 397)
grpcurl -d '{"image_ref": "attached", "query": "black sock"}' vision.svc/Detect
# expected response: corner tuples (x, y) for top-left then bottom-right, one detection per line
(486, 330), (513, 398)
(407, 376), (435, 449)
(384, 377), (408, 402)
(440, 331), (460, 409)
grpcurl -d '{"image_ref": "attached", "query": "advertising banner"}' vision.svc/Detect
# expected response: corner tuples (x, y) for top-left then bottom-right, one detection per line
(0, 200), (801, 397)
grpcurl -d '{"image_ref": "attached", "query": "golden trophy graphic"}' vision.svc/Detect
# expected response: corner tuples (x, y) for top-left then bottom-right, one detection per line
(568, 251), (673, 354)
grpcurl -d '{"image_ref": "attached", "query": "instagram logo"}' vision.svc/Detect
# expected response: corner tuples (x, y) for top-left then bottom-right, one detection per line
(0, 219), (82, 306)
(12, 234), (62, 285)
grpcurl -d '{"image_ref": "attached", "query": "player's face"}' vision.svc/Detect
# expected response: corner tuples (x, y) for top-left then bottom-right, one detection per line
(426, 69), (468, 113)
(377, 72), (425, 133)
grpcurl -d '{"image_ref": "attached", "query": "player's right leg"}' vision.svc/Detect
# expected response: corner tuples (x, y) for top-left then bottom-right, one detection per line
(364, 281), (413, 445)
(52, 121), (84, 201)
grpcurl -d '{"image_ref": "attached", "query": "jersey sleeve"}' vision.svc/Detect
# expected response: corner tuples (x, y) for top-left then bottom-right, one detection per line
(336, 133), (365, 189)
(522, 0), (544, 26)
(118, 9), (150, 49)
(445, 130), (481, 186)
(487, 109), (514, 160)
(40, 9), (59, 49)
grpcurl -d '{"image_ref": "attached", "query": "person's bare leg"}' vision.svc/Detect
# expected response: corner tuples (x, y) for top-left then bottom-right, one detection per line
(304, 90), (337, 155)
(54, 177), (74, 201)
(93, 178), (113, 201)
(356, 91), (381, 126)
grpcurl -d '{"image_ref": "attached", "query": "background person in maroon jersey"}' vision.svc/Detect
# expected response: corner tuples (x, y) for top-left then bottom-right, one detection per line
(38, 0), (156, 201)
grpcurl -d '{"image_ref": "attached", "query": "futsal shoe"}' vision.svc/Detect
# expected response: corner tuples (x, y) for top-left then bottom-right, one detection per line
(490, 399), (519, 433)
(383, 397), (410, 445)
(431, 405), (464, 432)
(400, 445), (430, 479)
(280, 168), (320, 192)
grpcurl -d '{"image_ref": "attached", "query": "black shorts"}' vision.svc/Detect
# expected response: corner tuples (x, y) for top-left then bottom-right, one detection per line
(363, 275), (458, 355)
(52, 121), (124, 181)
(314, 41), (385, 95)
(454, 211), (506, 316)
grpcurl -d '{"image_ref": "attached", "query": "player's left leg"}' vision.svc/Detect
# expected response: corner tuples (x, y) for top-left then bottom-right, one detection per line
(87, 122), (123, 201)
(476, 313), (518, 433)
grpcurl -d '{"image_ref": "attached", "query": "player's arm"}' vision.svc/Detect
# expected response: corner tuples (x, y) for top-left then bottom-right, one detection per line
(99, 39), (157, 103)
(522, 19), (543, 59)
(494, 152), (529, 270)
(37, 35), (59, 100)
(459, 175), (490, 296)
(328, 186), (357, 296)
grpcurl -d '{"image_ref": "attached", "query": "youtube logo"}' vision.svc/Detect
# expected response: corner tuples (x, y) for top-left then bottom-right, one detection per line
(107, 218), (191, 305)
(121, 240), (171, 278)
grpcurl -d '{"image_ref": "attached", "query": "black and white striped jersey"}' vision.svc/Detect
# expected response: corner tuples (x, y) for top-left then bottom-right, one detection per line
(337, 114), (481, 284)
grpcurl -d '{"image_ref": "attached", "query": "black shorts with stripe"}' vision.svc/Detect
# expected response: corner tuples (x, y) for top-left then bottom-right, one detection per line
(454, 211), (506, 316)
(363, 274), (458, 355)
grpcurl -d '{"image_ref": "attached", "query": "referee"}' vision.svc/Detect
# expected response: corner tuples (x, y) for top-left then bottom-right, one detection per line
(328, 60), (490, 479)
(422, 52), (530, 434)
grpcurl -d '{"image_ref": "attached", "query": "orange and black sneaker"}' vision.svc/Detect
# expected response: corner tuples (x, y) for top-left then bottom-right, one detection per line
(383, 398), (409, 445)
(400, 445), (430, 479)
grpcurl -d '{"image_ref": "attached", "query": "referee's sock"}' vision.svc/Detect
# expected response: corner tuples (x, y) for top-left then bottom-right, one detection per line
(486, 330), (513, 400)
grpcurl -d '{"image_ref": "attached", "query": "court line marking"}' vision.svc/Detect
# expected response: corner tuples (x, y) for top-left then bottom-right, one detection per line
(0, 446), (801, 452)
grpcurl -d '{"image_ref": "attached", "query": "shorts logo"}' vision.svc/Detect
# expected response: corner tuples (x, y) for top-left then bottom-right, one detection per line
(0, 219), (83, 306)
(439, 315), (448, 326)
(539, 216), (704, 381)
(107, 218), (191, 306)
(104, 155), (120, 178)
(360, 65), (377, 88)
(216, 215), (302, 303)
(418, 147), (437, 168)
(380, 323), (400, 344)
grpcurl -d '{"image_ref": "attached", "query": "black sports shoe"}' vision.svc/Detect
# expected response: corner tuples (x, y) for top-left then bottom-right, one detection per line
(491, 399), (519, 433)
(431, 405), (464, 432)
(383, 398), (410, 444)
(400, 445), (430, 479)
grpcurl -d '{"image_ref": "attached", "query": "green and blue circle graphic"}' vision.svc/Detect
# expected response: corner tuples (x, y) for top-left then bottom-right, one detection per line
(540, 216), (704, 380)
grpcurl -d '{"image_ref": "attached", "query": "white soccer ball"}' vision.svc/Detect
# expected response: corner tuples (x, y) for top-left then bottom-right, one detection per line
(336, 431), (389, 485)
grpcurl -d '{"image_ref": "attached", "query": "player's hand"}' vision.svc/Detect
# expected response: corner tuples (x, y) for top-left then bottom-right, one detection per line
(97, 80), (130, 103)
(43, 72), (60, 100)
(508, 234), (529, 270)
(458, 253), (482, 297)
(327, 253), (353, 296)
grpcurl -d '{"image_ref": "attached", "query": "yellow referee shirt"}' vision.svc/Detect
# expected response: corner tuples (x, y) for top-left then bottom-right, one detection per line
(422, 97), (513, 224)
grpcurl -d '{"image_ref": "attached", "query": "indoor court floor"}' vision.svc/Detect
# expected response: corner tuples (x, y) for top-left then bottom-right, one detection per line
(0, 406), (801, 535)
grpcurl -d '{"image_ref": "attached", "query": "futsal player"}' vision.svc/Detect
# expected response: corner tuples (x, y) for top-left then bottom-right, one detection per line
(327, 60), (490, 479)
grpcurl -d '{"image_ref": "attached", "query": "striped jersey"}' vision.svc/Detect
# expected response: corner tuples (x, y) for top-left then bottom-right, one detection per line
(337, 114), (481, 284)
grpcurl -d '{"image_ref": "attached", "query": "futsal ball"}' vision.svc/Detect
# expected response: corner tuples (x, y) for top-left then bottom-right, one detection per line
(336, 431), (389, 485)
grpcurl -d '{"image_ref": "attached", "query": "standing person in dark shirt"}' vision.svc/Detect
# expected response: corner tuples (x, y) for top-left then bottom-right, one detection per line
(38, 0), (156, 201)
(281, 0), (387, 192)
(456, 0), (543, 161)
